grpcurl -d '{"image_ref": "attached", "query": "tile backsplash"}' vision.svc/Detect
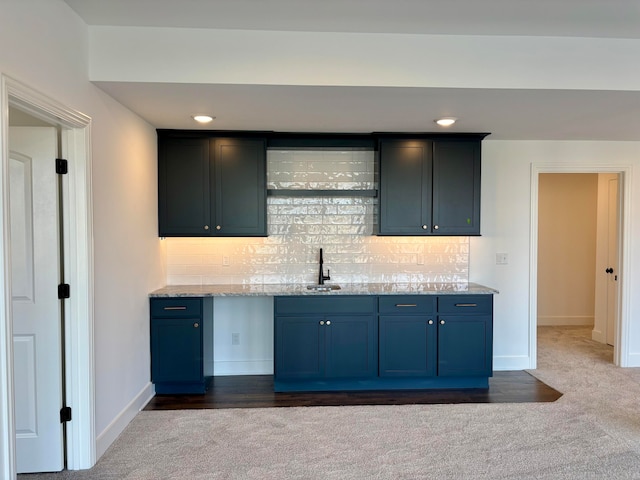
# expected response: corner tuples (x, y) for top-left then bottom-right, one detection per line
(165, 149), (470, 285)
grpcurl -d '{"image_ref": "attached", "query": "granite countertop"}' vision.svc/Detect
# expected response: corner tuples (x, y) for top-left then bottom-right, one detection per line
(150, 282), (499, 297)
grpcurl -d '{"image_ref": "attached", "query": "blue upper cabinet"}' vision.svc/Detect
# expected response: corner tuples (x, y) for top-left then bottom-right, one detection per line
(158, 133), (267, 237)
(158, 137), (211, 236)
(211, 137), (267, 236)
(378, 137), (483, 236)
(432, 140), (481, 235)
(379, 139), (433, 235)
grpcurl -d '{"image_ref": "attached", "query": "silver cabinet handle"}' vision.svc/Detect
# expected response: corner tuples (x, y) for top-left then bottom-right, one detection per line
(434, 225), (439, 230)
(204, 225), (209, 230)
(216, 225), (222, 230)
(455, 303), (478, 307)
(326, 320), (331, 326)
(428, 320), (434, 325)
(193, 323), (199, 328)
(440, 320), (445, 325)
(395, 304), (417, 307)
(163, 306), (187, 310)
(320, 321), (325, 326)
(421, 225), (428, 230)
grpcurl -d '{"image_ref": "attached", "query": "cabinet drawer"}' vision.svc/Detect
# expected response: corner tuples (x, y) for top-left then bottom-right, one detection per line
(379, 296), (436, 314)
(437, 295), (492, 314)
(151, 298), (202, 317)
(275, 296), (376, 315)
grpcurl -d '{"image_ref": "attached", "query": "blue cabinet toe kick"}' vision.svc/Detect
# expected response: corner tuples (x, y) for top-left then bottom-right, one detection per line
(274, 376), (490, 393)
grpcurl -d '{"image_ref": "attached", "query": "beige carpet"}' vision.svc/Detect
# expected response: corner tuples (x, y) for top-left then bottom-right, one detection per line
(21, 326), (640, 479)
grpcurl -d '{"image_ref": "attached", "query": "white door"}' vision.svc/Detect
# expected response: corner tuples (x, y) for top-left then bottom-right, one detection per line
(9, 126), (64, 473)
(606, 177), (619, 346)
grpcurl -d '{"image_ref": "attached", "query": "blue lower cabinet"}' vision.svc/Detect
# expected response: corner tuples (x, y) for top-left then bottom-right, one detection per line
(274, 294), (493, 392)
(275, 314), (377, 381)
(275, 316), (325, 379)
(437, 315), (493, 377)
(274, 296), (378, 391)
(150, 298), (206, 394)
(325, 316), (377, 378)
(379, 315), (437, 377)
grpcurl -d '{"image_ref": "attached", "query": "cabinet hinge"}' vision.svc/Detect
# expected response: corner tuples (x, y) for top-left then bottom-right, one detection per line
(55, 158), (68, 175)
(58, 283), (70, 299)
(60, 406), (72, 423)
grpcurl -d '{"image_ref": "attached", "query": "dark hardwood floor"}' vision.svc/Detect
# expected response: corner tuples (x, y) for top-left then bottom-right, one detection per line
(144, 371), (562, 410)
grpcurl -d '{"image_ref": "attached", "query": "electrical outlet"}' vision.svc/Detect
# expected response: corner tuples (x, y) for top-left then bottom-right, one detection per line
(232, 333), (240, 345)
(496, 253), (509, 265)
(223, 256), (230, 266)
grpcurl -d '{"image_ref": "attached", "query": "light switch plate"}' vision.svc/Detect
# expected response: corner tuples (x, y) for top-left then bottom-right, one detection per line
(496, 253), (509, 265)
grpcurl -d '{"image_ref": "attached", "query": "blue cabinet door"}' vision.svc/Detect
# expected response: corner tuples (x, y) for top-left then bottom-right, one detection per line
(432, 140), (481, 235)
(379, 315), (437, 377)
(275, 316), (325, 379)
(211, 137), (267, 236)
(158, 137), (210, 236)
(437, 315), (492, 377)
(151, 317), (203, 383)
(379, 139), (432, 235)
(325, 315), (377, 378)
(275, 315), (377, 380)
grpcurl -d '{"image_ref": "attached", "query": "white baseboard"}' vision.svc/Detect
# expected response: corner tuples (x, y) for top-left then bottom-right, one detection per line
(96, 382), (154, 459)
(627, 352), (640, 368)
(591, 328), (605, 343)
(493, 355), (532, 371)
(214, 360), (273, 376)
(537, 315), (594, 326)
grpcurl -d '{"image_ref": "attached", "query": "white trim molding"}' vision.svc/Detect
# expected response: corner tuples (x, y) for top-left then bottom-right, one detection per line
(529, 163), (632, 369)
(0, 75), (95, 478)
(96, 382), (154, 460)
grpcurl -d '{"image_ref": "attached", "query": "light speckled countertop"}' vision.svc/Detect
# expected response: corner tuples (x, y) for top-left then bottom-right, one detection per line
(150, 282), (498, 297)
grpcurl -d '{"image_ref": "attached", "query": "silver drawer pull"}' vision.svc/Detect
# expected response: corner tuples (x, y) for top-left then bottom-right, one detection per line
(454, 303), (478, 307)
(395, 304), (417, 307)
(163, 306), (187, 310)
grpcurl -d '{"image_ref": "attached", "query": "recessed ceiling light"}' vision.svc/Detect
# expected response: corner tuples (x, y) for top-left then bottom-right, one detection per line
(192, 115), (215, 123)
(435, 117), (457, 127)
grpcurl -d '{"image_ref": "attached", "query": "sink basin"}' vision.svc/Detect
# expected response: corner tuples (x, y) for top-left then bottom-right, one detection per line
(306, 284), (341, 292)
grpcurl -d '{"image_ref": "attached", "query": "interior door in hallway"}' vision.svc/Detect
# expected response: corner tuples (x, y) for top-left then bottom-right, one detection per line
(9, 126), (64, 473)
(605, 176), (619, 346)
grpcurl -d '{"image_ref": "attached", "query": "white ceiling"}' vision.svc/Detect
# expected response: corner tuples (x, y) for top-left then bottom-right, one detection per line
(63, 0), (640, 140)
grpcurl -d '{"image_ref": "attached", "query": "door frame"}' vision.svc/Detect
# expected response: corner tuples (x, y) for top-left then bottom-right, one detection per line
(529, 164), (630, 368)
(0, 75), (95, 478)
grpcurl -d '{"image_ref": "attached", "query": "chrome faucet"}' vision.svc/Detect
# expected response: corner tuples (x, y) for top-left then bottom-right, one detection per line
(318, 248), (331, 285)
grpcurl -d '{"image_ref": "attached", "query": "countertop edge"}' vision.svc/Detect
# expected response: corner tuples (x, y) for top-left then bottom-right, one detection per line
(149, 282), (499, 298)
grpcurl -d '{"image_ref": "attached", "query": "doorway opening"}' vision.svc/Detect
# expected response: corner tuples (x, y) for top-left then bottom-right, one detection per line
(537, 173), (619, 365)
(0, 75), (95, 478)
(530, 165), (630, 370)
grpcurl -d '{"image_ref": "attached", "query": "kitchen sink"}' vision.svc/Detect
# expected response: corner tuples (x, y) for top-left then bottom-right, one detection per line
(306, 284), (341, 292)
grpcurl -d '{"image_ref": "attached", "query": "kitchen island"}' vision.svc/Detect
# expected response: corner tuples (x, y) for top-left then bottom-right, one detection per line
(149, 283), (498, 393)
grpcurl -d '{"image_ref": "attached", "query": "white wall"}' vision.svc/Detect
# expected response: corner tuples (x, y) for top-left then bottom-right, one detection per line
(537, 174), (597, 326)
(89, 27), (640, 91)
(0, 0), (164, 468)
(471, 140), (640, 369)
